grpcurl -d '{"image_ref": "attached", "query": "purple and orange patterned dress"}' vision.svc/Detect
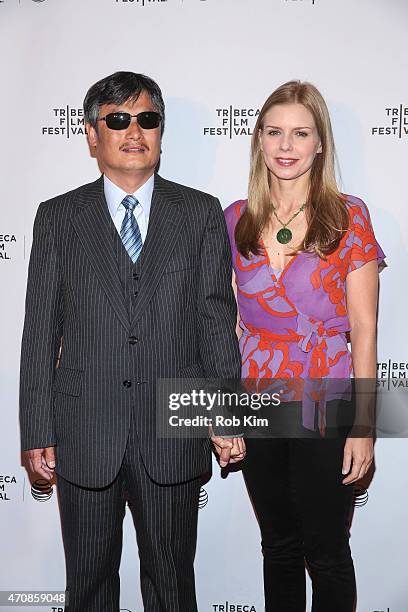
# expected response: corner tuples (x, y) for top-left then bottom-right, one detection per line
(224, 196), (385, 429)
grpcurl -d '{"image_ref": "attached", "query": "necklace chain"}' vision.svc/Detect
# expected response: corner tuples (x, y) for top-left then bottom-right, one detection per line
(271, 202), (305, 228)
(270, 201), (306, 245)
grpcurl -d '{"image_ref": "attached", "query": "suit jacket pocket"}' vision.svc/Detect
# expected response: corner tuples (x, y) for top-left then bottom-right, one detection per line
(53, 367), (84, 397)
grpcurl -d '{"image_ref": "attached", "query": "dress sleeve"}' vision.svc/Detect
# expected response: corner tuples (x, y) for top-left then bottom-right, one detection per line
(346, 199), (386, 274)
(223, 200), (244, 250)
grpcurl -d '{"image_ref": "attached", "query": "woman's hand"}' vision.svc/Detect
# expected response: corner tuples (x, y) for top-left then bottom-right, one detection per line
(342, 437), (374, 485)
(211, 434), (246, 467)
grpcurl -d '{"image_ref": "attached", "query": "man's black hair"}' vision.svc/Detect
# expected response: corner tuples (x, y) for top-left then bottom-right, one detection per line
(84, 71), (165, 134)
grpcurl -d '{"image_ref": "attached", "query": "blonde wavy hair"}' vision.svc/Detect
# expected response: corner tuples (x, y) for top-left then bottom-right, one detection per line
(235, 80), (349, 259)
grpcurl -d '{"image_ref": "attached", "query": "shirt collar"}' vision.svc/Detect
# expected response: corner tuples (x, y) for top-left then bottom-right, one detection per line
(103, 173), (154, 220)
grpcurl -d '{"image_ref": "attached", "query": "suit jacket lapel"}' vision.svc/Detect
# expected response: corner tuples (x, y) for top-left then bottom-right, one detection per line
(71, 176), (130, 331)
(130, 174), (185, 327)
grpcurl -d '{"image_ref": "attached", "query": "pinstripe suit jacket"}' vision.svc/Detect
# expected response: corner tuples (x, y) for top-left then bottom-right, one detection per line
(19, 174), (241, 488)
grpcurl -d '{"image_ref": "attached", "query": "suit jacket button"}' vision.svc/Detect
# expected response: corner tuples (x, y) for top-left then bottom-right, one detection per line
(129, 336), (138, 345)
(123, 380), (132, 388)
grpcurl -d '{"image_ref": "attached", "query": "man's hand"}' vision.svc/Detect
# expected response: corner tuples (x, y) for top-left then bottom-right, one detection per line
(211, 435), (246, 467)
(25, 447), (56, 481)
(342, 437), (374, 485)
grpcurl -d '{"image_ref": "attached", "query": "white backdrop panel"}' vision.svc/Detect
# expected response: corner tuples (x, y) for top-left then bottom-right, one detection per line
(1, 1), (407, 611)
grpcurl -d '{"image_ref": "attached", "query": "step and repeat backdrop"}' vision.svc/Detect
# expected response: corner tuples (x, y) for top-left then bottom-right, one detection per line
(1, 0), (407, 610)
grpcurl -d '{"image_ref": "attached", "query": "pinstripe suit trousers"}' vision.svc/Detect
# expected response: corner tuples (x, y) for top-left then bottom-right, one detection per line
(57, 411), (201, 612)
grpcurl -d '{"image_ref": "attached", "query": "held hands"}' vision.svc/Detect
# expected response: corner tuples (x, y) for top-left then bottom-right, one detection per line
(25, 447), (56, 481)
(342, 437), (374, 485)
(211, 435), (246, 467)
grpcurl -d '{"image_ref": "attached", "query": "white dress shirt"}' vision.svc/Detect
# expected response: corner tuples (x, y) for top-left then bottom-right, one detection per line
(103, 173), (154, 243)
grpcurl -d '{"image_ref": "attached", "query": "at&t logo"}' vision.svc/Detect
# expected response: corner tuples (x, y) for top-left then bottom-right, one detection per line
(31, 478), (53, 502)
(199, 487), (208, 509)
(353, 485), (368, 507)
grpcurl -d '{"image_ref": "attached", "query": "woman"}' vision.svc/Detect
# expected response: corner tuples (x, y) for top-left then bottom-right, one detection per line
(224, 81), (384, 611)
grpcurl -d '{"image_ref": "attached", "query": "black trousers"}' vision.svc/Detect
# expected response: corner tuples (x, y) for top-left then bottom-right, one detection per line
(242, 436), (356, 612)
(57, 422), (201, 612)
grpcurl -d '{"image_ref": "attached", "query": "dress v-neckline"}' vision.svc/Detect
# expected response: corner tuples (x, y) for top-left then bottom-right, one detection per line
(260, 238), (299, 282)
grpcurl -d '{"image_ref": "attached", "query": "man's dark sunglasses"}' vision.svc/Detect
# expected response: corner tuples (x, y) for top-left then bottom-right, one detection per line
(97, 111), (161, 131)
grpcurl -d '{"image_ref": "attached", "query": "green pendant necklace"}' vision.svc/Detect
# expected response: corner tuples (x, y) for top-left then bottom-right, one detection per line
(271, 202), (305, 244)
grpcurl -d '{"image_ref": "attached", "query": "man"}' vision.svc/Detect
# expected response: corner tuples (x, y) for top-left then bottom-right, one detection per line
(20, 71), (244, 611)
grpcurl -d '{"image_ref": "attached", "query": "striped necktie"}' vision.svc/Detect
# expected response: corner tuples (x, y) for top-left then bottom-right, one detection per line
(120, 195), (143, 263)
